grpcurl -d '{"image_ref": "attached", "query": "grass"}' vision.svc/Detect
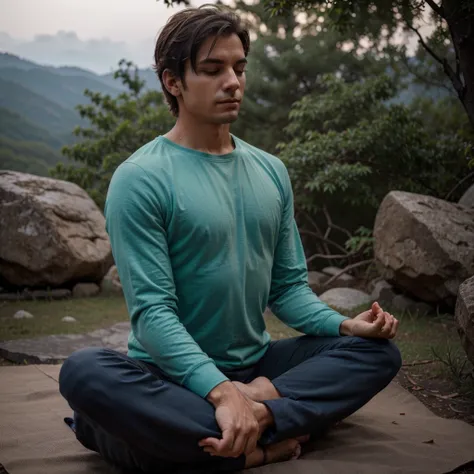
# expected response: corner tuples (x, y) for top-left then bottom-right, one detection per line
(0, 295), (468, 369)
(0, 296), (129, 340)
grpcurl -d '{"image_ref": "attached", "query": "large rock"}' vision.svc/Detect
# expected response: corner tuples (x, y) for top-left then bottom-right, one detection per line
(374, 191), (474, 306)
(319, 288), (371, 312)
(459, 183), (474, 208)
(0, 171), (112, 287)
(455, 276), (474, 365)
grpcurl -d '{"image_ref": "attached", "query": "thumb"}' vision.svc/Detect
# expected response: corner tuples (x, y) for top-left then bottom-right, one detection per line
(373, 310), (384, 330)
(372, 301), (382, 314)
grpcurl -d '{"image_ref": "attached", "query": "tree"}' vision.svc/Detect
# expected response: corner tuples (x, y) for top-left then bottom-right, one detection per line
(262, 0), (474, 128)
(51, 60), (174, 209)
(229, 0), (387, 152)
(278, 74), (472, 269)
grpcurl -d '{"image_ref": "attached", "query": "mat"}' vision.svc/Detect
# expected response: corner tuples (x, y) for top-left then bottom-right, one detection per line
(1, 364), (473, 474)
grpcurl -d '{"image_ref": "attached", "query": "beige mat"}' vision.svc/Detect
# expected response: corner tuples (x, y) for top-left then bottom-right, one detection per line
(0, 365), (473, 474)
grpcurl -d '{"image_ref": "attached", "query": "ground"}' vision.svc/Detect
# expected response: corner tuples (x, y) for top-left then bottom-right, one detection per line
(1, 295), (473, 426)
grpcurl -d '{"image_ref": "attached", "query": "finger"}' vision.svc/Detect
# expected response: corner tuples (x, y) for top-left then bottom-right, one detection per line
(373, 311), (385, 330)
(389, 318), (399, 338)
(244, 424), (259, 455)
(380, 313), (393, 337)
(199, 437), (220, 450)
(218, 429), (235, 456)
(372, 301), (382, 315)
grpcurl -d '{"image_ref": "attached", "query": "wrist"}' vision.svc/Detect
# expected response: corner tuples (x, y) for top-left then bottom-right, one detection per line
(340, 318), (354, 336)
(206, 381), (236, 406)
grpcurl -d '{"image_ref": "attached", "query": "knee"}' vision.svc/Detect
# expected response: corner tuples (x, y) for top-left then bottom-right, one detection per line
(366, 338), (402, 378)
(59, 347), (113, 400)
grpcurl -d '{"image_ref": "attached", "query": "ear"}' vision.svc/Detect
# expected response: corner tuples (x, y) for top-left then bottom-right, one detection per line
(162, 69), (183, 98)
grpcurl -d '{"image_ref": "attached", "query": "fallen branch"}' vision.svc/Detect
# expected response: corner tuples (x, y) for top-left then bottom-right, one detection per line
(323, 259), (374, 287)
(402, 360), (437, 367)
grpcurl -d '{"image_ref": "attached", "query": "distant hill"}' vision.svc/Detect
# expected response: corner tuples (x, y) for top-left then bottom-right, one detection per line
(0, 77), (82, 140)
(0, 107), (63, 149)
(0, 67), (123, 110)
(0, 135), (61, 176)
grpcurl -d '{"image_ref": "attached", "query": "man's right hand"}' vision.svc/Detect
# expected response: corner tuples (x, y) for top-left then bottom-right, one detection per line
(198, 381), (260, 458)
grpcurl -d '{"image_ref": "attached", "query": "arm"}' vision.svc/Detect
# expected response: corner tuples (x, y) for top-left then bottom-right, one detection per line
(105, 162), (229, 398)
(268, 166), (350, 336)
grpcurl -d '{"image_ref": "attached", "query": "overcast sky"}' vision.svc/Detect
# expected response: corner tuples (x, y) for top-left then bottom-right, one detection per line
(0, 0), (215, 73)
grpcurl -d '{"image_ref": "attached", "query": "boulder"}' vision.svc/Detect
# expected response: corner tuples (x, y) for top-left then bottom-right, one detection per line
(319, 288), (371, 313)
(72, 282), (100, 298)
(307, 271), (328, 294)
(321, 266), (356, 289)
(391, 294), (432, 316)
(455, 276), (474, 365)
(371, 280), (398, 305)
(100, 265), (123, 295)
(459, 184), (474, 208)
(374, 191), (474, 306)
(0, 171), (113, 287)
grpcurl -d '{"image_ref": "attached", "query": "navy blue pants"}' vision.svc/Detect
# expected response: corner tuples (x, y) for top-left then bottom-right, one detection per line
(59, 336), (401, 473)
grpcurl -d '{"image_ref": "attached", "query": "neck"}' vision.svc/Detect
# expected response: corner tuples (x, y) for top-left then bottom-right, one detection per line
(165, 115), (234, 155)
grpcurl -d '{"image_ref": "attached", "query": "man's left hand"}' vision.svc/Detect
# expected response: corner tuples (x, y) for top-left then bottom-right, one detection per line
(340, 302), (398, 339)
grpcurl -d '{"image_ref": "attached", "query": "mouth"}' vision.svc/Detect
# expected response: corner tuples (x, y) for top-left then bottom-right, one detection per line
(217, 100), (241, 105)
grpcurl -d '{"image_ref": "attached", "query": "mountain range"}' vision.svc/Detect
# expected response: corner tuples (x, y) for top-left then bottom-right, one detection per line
(0, 52), (160, 176)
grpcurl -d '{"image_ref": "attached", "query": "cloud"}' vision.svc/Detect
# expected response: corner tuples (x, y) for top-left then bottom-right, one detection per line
(0, 30), (156, 73)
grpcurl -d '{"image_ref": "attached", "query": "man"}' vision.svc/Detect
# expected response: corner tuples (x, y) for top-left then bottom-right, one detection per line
(59, 6), (401, 473)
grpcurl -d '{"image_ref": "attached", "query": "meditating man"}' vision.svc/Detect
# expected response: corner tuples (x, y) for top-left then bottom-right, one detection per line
(59, 6), (401, 473)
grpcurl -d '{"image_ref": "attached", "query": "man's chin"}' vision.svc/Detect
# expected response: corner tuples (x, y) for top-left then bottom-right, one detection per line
(213, 112), (240, 124)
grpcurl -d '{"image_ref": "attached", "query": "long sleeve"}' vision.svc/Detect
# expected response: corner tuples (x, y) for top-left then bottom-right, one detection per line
(268, 167), (350, 336)
(104, 162), (229, 398)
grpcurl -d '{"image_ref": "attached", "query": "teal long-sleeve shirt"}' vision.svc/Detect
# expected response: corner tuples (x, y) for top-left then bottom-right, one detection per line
(104, 135), (349, 398)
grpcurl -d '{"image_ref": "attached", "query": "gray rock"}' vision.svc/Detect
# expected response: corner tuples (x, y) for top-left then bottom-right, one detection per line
(13, 310), (34, 319)
(391, 295), (432, 315)
(0, 321), (130, 364)
(307, 271), (328, 294)
(0, 171), (113, 287)
(0, 288), (71, 301)
(100, 265), (123, 295)
(73, 282), (100, 298)
(371, 280), (398, 305)
(319, 288), (372, 312)
(374, 191), (474, 307)
(455, 276), (474, 365)
(61, 316), (77, 323)
(459, 184), (474, 208)
(321, 266), (356, 289)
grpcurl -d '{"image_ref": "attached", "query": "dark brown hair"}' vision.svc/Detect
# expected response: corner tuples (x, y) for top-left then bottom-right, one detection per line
(154, 5), (250, 116)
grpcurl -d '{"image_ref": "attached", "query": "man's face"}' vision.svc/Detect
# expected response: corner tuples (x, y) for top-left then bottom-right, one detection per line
(178, 33), (247, 124)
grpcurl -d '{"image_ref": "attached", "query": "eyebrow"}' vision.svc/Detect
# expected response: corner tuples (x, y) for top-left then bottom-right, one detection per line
(198, 58), (248, 66)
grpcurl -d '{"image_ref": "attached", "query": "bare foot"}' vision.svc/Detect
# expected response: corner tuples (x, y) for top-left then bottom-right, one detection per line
(245, 439), (301, 468)
(233, 377), (281, 402)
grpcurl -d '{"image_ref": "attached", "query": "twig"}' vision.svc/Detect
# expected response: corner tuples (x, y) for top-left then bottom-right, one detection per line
(402, 359), (437, 367)
(444, 171), (474, 201)
(306, 251), (357, 264)
(323, 259), (374, 287)
(323, 206), (352, 240)
(299, 230), (348, 254)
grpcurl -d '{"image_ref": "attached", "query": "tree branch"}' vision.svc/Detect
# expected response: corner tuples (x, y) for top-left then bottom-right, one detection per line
(323, 259), (374, 288)
(444, 171), (474, 201)
(424, 0), (445, 18)
(306, 251), (356, 264)
(405, 21), (464, 97)
(323, 206), (353, 240)
(299, 230), (348, 254)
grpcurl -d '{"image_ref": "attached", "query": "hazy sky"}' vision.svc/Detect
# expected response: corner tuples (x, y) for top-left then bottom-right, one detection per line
(0, 0), (215, 73)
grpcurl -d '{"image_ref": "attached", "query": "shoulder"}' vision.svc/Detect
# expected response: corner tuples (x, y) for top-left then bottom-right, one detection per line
(234, 136), (286, 169)
(233, 135), (291, 190)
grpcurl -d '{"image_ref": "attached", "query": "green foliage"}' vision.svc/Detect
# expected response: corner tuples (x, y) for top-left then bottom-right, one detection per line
(51, 60), (174, 208)
(279, 74), (472, 216)
(230, 0), (387, 152)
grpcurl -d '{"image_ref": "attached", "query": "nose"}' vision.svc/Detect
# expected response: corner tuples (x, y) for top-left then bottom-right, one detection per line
(222, 68), (241, 93)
